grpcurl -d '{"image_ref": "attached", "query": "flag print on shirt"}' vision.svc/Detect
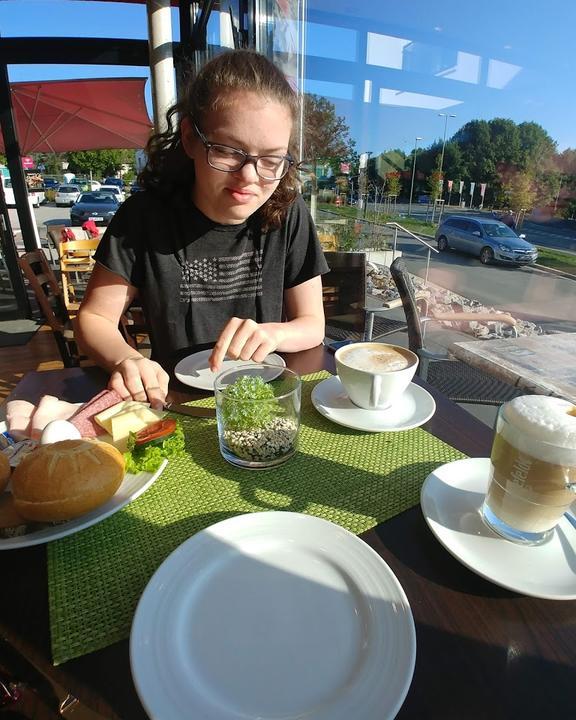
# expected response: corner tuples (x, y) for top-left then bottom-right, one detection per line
(179, 249), (263, 303)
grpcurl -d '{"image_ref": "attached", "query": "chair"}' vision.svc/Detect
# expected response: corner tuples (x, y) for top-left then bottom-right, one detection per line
(57, 237), (100, 311)
(18, 250), (84, 367)
(322, 251), (407, 343)
(389, 257), (522, 405)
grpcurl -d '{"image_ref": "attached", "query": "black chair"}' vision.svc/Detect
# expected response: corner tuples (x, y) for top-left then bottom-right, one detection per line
(389, 257), (523, 405)
(322, 251), (407, 343)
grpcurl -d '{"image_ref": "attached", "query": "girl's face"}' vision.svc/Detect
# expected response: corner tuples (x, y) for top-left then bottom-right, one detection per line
(182, 91), (293, 224)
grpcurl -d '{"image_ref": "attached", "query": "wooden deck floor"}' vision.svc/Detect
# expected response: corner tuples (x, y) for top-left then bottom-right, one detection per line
(0, 325), (68, 402)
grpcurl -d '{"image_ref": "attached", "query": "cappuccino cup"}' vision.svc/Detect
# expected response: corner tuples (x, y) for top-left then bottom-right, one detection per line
(482, 395), (576, 545)
(335, 342), (418, 410)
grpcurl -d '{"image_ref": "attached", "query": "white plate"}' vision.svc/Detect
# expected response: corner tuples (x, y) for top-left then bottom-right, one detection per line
(0, 415), (166, 549)
(174, 350), (286, 391)
(130, 511), (416, 720)
(420, 457), (576, 600)
(311, 375), (436, 432)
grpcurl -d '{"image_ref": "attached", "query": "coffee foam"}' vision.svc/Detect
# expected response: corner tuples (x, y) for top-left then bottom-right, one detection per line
(339, 345), (413, 373)
(501, 395), (576, 465)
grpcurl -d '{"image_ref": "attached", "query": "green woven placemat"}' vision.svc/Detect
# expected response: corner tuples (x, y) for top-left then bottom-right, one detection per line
(47, 372), (465, 665)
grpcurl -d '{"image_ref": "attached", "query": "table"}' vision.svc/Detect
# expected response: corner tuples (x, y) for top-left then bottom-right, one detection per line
(1, 348), (575, 719)
(451, 331), (576, 403)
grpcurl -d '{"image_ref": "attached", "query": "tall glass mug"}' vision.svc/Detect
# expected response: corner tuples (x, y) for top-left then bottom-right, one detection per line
(482, 395), (576, 545)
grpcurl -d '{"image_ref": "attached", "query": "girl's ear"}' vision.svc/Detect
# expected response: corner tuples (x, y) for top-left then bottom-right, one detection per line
(181, 116), (196, 159)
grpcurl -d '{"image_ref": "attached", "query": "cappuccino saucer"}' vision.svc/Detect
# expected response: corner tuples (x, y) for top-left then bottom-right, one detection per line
(421, 457), (576, 600)
(310, 376), (436, 432)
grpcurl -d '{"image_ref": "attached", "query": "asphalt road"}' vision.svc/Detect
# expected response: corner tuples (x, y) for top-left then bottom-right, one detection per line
(10, 201), (576, 330)
(377, 202), (576, 254)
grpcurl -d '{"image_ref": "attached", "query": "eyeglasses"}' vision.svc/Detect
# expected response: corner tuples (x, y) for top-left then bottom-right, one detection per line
(192, 121), (294, 181)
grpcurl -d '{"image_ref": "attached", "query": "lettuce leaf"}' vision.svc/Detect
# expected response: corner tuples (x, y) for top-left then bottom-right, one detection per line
(124, 423), (185, 474)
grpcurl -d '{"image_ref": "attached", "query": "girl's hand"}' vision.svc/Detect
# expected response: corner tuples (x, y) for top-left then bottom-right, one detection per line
(108, 355), (169, 410)
(209, 318), (284, 372)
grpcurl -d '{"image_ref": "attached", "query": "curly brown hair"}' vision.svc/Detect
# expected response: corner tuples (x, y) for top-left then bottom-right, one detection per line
(139, 50), (300, 230)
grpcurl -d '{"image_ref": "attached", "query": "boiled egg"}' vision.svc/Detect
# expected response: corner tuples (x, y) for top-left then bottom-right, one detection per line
(40, 419), (82, 445)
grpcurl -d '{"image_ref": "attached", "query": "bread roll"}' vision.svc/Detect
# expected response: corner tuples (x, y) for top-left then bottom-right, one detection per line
(11, 439), (125, 522)
(0, 452), (10, 493)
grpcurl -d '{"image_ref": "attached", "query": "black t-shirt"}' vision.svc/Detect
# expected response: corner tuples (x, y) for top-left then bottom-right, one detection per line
(95, 189), (328, 371)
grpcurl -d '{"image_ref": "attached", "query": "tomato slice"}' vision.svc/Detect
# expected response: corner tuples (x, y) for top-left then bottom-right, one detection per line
(134, 418), (177, 446)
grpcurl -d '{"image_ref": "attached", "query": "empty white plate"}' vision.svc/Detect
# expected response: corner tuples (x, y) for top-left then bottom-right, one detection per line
(311, 375), (436, 432)
(174, 350), (285, 391)
(130, 511), (416, 720)
(421, 457), (576, 600)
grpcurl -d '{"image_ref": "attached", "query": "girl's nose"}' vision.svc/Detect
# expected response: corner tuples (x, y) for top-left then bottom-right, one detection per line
(235, 159), (260, 182)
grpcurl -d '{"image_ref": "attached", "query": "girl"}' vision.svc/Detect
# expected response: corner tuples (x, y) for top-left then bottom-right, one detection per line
(77, 50), (328, 409)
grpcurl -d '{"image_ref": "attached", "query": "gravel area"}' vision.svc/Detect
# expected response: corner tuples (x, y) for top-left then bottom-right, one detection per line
(367, 263), (544, 339)
(223, 417), (299, 462)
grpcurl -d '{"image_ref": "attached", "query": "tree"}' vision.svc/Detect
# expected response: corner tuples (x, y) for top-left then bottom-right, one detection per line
(385, 171), (401, 198)
(505, 172), (537, 212)
(303, 94), (355, 169)
(67, 149), (135, 180)
(302, 94), (356, 217)
(427, 169), (443, 202)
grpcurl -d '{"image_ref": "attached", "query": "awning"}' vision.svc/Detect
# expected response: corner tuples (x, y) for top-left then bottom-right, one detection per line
(0, 77), (153, 153)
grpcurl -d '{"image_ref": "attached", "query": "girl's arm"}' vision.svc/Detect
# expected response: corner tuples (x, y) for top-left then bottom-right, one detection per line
(76, 265), (169, 408)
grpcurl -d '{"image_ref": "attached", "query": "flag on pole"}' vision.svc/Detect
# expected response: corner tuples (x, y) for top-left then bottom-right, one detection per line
(470, 182), (476, 197)
(459, 180), (464, 194)
(480, 183), (487, 198)
(447, 180), (453, 191)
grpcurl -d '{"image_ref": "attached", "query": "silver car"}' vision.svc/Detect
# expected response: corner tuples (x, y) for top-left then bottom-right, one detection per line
(435, 215), (538, 265)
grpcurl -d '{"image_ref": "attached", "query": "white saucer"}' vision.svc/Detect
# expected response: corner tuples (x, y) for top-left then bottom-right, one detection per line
(420, 457), (576, 600)
(174, 350), (285, 391)
(311, 376), (436, 432)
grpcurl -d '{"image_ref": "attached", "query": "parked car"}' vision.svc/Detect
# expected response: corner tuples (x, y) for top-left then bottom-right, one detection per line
(435, 215), (539, 265)
(100, 184), (125, 203)
(55, 184), (81, 207)
(42, 178), (59, 190)
(72, 178), (101, 191)
(129, 182), (143, 194)
(418, 194), (431, 204)
(70, 191), (120, 226)
(103, 177), (124, 188)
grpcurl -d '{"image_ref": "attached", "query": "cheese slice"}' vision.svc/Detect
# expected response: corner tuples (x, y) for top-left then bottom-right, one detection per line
(94, 400), (151, 433)
(109, 406), (163, 442)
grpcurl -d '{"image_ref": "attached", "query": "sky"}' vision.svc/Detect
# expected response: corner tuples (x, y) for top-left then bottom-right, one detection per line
(1, 0), (574, 158)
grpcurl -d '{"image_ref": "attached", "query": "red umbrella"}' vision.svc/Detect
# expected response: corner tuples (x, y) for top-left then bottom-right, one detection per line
(1, 77), (153, 153)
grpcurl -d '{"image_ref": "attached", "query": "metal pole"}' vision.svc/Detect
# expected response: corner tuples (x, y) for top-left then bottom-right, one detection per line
(408, 136), (422, 217)
(147, 0), (177, 134)
(437, 113), (455, 197)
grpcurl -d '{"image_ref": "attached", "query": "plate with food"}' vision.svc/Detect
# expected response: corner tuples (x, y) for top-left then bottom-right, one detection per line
(174, 349), (286, 391)
(0, 390), (186, 549)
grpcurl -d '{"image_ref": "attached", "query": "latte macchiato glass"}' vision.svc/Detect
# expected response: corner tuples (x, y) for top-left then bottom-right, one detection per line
(482, 395), (576, 545)
(334, 342), (418, 410)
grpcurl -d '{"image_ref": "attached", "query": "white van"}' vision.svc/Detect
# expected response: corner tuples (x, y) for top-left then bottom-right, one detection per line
(1, 173), (45, 207)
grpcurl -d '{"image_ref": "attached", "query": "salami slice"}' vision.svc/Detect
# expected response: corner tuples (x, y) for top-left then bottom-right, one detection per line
(69, 389), (124, 438)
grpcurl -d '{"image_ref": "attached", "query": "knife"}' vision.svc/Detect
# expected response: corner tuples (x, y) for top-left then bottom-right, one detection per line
(165, 402), (216, 418)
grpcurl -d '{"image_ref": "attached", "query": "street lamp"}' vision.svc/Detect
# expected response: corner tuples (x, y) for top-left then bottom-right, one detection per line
(359, 150), (372, 218)
(437, 113), (456, 195)
(408, 136), (423, 217)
